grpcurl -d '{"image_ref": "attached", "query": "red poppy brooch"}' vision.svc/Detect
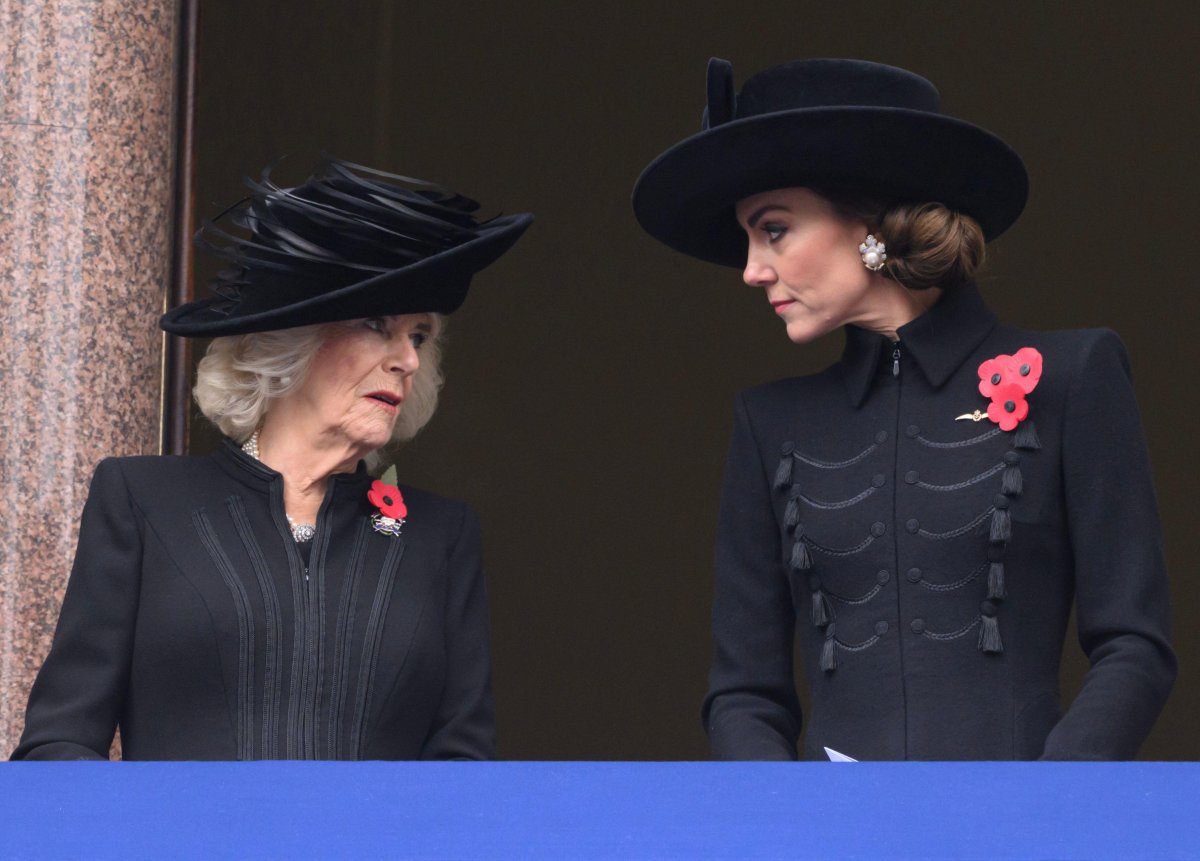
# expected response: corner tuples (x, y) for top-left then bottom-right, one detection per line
(368, 479), (407, 537)
(959, 347), (1043, 431)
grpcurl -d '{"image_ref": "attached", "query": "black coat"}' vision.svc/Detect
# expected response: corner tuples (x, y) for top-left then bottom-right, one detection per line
(704, 285), (1176, 760)
(12, 441), (493, 760)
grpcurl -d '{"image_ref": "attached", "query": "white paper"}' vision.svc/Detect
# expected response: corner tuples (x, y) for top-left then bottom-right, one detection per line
(824, 746), (858, 762)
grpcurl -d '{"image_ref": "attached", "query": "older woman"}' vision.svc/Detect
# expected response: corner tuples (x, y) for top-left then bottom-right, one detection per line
(633, 59), (1175, 760)
(13, 157), (532, 760)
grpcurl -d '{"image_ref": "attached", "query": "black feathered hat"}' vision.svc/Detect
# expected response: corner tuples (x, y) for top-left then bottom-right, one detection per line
(161, 156), (533, 336)
(632, 58), (1028, 268)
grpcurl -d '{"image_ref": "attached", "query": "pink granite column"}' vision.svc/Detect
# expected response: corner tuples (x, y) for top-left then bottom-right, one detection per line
(0, 1), (178, 755)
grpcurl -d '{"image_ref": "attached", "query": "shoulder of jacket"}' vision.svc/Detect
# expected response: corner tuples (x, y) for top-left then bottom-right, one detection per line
(90, 453), (197, 486)
(393, 483), (476, 525)
(988, 325), (1127, 378)
(990, 324), (1121, 354)
(740, 365), (841, 407)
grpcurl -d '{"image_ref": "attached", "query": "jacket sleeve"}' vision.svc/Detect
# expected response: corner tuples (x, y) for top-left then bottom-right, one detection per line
(11, 459), (143, 760)
(1041, 330), (1176, 759)
(419, 504), (495, 759)
(702, 392), (802, 760)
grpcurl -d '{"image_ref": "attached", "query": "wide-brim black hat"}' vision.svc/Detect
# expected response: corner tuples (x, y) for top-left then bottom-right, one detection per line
(161, 156), (533, 336)
(632, 58), (1028, 268)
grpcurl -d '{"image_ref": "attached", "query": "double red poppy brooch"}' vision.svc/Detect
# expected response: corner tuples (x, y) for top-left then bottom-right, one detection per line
(958, 347), (1043, 431)
(368, 479), (407, 537)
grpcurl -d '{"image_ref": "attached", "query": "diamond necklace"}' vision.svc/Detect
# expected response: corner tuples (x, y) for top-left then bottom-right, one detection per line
(241, 430), (316, 543)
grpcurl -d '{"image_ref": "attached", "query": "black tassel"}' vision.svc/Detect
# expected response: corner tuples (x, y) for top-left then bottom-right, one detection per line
(773, 454), (793, 490)
(988, 562), (1007, 600)
(1014, 420), (1041, 451)
(790, 537), (813, 572)
(978, 613), (1004, 653)
(784, 495), (801, 532)
(990, 507), (1011, 543)
(811, 589), (833, 628)
(820, 626), (838, 672)
(1001, 465), (1023, 497)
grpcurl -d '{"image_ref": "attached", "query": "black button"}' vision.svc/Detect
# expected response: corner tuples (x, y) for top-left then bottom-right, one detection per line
(988, 546), (1005, 562)
(904, 470), (918, 484)
(906, 518), (920, 533)
(991, 372), (1002, 385)
(1004, 451), (1020, 465)
(875, 621), (889, 636)
(910, 619), (926, 634)
(876, 570), (890, 585)
(875, 430), (888, 444)
(981, 600), (997, 616)
(906, 424), (920, 438)
(871, 522), (886, 537)
(906, 567), (922, 583)
(993, 494), (1009, 509)
(780, 441), (794, 456)
(1004, 400), (1016, 413)
(808, 574), (821, 592)
(1019, 364), (1031, 376)
(872, 473), (886, 488)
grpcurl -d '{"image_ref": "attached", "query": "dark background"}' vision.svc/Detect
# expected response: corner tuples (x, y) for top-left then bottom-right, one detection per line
(191, 2), (1199, 759)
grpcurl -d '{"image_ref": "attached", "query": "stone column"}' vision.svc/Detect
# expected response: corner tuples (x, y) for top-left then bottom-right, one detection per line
(0, 1), (178, 755)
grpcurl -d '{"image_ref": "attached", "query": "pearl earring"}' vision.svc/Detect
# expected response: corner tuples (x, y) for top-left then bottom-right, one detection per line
(859, 235), (887, 271)
(278, 375), (291, 387)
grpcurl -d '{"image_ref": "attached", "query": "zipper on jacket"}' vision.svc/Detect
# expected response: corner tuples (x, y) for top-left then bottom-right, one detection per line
(301, 487), (337, 758)
(890, 337), (909, 757)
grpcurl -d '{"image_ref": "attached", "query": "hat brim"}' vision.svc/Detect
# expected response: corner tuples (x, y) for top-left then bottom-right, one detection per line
(161, 212), (534, 336)
(632, 106), (1028, 268)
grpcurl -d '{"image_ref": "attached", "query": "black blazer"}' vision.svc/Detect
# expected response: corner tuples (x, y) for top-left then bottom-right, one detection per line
(12, 441), (493, 760)
(705, 285), (1175, 760)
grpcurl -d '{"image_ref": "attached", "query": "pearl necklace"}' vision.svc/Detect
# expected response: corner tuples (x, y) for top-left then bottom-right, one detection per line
(241, 430), (317, 543)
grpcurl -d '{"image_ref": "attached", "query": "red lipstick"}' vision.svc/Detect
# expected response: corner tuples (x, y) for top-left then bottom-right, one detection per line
(364, 390), (403, 413)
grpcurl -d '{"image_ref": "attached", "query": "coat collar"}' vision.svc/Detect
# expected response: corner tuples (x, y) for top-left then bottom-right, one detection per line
(213, 437), (373, 497)
(840, 282), (998, 408)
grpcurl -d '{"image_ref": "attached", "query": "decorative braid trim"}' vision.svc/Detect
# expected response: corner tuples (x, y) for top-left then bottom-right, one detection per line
(792, 485), (877, 510)
(194, 508), (256, 761)
(918, 507), (994, 540)
(916, 461), (1006, 492)
(827, 583), (883, 606)
(921, 616), (981, 642)
(807, 534), (876, 557)
(919, 562), (988, 592)
(916, 427), (1003, 449)
(349, 537), (406, 759)
(832, 632), (882, 652)
(791, 443), (878, 469)
(328, 518), (370, 759)
(229, 497), (283, 759)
